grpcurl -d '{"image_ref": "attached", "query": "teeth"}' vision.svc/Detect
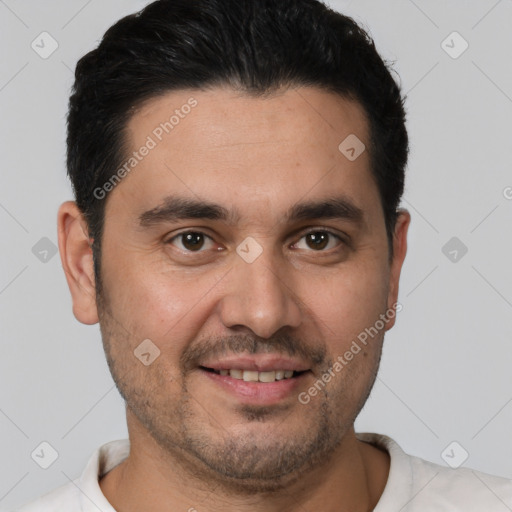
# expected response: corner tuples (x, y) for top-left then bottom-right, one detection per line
(258, 371), (276, 383)
(243, 370), (259, 382)
(229, 369), (243, 379)
(216, 369), (299, 382)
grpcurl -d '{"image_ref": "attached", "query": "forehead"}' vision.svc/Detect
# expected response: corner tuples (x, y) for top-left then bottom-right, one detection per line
(130, 86), (368, 155)
(111, 86), (380, 227)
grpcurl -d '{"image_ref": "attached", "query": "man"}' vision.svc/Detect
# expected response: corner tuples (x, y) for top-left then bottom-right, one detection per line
(17, 0), (511, 510)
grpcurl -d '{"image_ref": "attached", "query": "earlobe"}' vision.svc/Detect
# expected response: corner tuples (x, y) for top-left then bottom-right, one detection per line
(386, 209), (411, 329)
(57, 201), (99, 325)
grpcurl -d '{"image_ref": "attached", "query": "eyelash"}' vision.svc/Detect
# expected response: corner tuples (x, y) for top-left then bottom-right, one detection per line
(166, 229), (347, 254)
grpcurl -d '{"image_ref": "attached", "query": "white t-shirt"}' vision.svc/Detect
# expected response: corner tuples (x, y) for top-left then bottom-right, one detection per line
(15, 433), (512, 511)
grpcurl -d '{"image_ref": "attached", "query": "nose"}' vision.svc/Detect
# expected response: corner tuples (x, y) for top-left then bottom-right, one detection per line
(218, 250), (303, 339)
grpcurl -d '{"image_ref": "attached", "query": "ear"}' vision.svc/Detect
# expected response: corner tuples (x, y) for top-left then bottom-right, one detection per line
(57, 201), (99, 325)
(385, 208), (410, 330)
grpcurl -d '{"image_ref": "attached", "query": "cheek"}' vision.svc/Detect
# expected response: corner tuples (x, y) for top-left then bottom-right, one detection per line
(305, 258), (390, 348)
(102, 250), (223, 352)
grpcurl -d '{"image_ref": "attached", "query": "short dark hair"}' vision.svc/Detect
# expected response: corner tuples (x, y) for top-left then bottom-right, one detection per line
(67, 0), (408, 280)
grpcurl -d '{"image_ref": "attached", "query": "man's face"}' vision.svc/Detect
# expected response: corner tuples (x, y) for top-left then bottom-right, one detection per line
(86, 87), (407, 489)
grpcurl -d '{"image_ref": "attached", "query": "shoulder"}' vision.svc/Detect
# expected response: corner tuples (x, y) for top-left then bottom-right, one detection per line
(408, 455), (512, 509)
(357, 432), (512, 511)
(13, 439), (129, 512)
(14, 482), (80, 512)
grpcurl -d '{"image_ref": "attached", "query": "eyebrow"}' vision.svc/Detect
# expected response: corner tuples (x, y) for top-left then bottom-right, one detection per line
(138, 195), (364, 227)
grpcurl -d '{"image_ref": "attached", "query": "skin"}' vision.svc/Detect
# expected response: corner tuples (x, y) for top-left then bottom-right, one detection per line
(58, 86), (410, 512)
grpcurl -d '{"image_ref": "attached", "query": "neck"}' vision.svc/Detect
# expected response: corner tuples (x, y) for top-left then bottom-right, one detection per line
(100, 412), (389, 512)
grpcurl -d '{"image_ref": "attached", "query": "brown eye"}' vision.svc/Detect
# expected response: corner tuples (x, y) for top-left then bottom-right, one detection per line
(306, 232), (328, 250)
(294, 231), (342, 251)
(169, 231), (214, 252)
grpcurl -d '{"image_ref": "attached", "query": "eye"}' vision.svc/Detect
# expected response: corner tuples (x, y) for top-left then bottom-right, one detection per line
(293, 230), (343, 251)
(168, 231), (216, 252)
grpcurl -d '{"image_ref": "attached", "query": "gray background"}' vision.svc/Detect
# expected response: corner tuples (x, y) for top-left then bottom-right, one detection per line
(1, 0), (512, 509)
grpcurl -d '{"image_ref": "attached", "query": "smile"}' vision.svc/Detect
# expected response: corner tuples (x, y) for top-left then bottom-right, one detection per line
(201, 367), (305, 383)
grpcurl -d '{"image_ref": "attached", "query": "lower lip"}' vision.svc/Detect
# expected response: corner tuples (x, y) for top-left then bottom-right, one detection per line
(200, 369), (309, 405)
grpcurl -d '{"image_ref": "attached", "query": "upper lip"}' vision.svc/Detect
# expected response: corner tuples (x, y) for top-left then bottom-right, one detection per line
(200, 355), (310, 372)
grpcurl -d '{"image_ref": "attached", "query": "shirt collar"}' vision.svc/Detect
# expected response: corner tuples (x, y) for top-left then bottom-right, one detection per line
(76, 439), (130, 512)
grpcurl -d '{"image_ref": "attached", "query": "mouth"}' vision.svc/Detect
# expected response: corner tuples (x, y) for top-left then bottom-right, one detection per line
(197, 356), (312, 405)
(200, 367), (307, 383)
